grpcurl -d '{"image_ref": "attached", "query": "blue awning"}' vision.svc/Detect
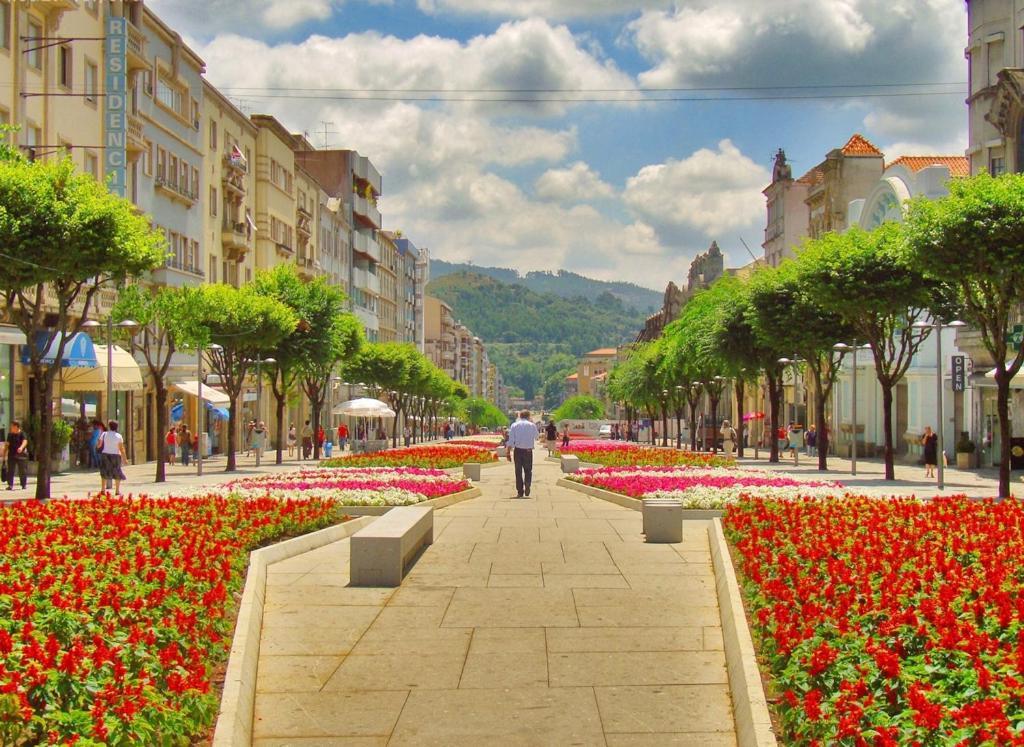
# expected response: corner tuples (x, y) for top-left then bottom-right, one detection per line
(206, 403), (230, 420)
(171, 402), (184, 422)
(21, 332), (98, 368)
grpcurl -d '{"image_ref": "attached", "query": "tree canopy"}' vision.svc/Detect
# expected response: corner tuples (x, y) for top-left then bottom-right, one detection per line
(552, 395), (605, 422)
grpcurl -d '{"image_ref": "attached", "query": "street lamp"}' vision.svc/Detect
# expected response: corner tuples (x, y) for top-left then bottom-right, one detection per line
(197, 343), (222, 477)
(912, 319), (967, 490)
(833, 343), (871, 475)
(82, 318), (139, 422)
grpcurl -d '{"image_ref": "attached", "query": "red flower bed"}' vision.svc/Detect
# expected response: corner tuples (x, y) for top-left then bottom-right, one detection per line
(0, 495), (341, 744)
(321, 444), (497, 468)
(725, 497), (1024, 744)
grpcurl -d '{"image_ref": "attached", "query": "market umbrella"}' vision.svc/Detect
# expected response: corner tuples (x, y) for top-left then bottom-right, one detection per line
(333, 397), (397, 418)
(742, 412), (765, 422)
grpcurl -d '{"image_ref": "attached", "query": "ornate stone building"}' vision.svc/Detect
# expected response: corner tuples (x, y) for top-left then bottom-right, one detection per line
(635, 242), (724, 343)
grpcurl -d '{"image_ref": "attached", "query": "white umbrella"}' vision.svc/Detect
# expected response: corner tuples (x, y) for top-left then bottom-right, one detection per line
(333, 397), (397, 418)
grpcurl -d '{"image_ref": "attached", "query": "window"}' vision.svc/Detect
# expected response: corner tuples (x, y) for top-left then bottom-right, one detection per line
(192, 166), (199, 198)
(210, 186), (217, 216)
(190, 240), (200, 270)
(84, 60), (98, 103)
(209, 256), (217, 283)
(26, 19), (41, 69)
(990, 155), (1006, 176)
(143, 140), (153, 175)
(156, 147), (166, 181)
(58, 44), (71, 88)
(0, 2), (10, 51)
(169, 155), (179, 187)
(179, 160), (189, 193)
(209, 120), (217, 150)
(989, 39), (1005, 87)
(84, 151), (98, 179)
(155, 75), (185, 117)
(191, 98), (200, 129)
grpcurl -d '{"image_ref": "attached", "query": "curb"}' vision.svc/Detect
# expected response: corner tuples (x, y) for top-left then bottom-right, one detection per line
(212, 515), (377, 747)
(338, 485), (482, 516)
(709, 518), (777, 746)
(556, 477), (725, 520)
(444, 460), (503, 476)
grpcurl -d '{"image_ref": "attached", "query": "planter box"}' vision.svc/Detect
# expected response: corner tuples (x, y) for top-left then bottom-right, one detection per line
(557, 477), (724, 519)
(956, 452), (974, 470)
(336, 486), (481, 516)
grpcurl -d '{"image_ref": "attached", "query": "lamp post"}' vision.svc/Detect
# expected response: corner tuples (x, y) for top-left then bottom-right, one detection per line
(82, 318), (139, 422)
(833, 343), (870, 476)
(911, 319), (966, 490)
(197, 343), (222, 477)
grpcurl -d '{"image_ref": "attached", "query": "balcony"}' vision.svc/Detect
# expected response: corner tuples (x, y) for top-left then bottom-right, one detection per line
(222, 165), (246, 199)
(353, 194), (381, 229)
(126, 112), (145, 159)
(221, 219), (249, 261)
(127, 22), (147, 71)
(352, 230), (381, 262)
(154, 176), (197, 207)
(296, 253), (319, 279)
(275, 241), (294, 256)
(151, 258), (204, 288)
(223, 152), (248, 174)
(353, 155), (383, 196)
(296, 211), (312, 238)
(353, 267), (381, 296)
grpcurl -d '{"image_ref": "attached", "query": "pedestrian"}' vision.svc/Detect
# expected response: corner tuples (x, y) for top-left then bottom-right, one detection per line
(3, 420), (29, 491)
(787, 422), (803, 461)
(506, 409), (539, 498)
(165, 426), (177, 466)
(443, 422), (451, 440)
(301, 420), (313, 460)
(561, 423), (570, 449)
(180, 424), (192, 467)
(287, 424), (297, 457)
(89, 420), (104, 468)
(403, 424), (412, 447)
(921, 426), (939, 478)
(97, 420), (128, 496)
(337, 422), (349, 452)
(806, 424), (817, 457)
(252, 420), (266, 460)
(545, 420), (558, 455)
(720, 419), (737, 456)
(244, 420), (255, 457)
(317, 425), (326, 452)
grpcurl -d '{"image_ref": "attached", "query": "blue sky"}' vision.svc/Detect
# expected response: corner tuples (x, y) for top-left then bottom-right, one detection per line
(150, 0), (967, 291)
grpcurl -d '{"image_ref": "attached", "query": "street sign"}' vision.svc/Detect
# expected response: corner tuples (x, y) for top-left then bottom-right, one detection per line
(1005, 324), (1024, 347)
(952, 355), (966, 392)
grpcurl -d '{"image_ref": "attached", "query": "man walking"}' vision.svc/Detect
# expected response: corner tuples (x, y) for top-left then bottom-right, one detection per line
(506, 410), (539, 498)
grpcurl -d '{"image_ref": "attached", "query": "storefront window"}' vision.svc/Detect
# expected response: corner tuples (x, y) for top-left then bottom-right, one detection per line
(0, 344), (11, 435)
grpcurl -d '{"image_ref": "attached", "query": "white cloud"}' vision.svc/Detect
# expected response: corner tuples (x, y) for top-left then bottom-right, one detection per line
(147, 0), (344, 37)
(623, 139), (770, 238)
(416, 0), (669, 20)
(535, 162), (615, 203)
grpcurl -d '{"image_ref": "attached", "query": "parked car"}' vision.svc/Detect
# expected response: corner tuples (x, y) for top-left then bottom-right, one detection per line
(598, 424), (613, 439)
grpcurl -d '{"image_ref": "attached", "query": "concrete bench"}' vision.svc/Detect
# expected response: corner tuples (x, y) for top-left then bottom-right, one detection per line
(642, 498), (683, 543)
(560, 455), (580, 473)
(463, 462), (482, 481)
(350, 506), (434, 586)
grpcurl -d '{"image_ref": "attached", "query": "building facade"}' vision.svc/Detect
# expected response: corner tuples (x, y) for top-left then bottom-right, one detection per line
(762, 149), (812, 268)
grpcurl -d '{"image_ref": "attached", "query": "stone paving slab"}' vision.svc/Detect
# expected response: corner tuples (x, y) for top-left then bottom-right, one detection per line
(251, 448), (739, 744)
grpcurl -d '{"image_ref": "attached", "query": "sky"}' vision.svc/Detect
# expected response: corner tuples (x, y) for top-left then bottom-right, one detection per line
(149, 0), (967, 291)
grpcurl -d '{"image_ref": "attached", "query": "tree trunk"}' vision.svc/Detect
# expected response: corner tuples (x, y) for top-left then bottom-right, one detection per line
(675, 409), (682, 449)
(689, 401), (699, 451)
(815, 385), (829, 471)
(646, 407), (657, 444)
(225, 399), (238, 472)
(997, 373), (1013, 499)
(661, 405), (669, 447)
(274, 392), (286, 464)
(767, 374), (781, 463)
(881, 384), (895, 481)
(154, 383), (168, 483)
(392, 403), (400, 448)
(312, 399), (322, 460)
(735, 380), (745, 459)
(709, 398), (719, 453)
(33, 372), (54, 500)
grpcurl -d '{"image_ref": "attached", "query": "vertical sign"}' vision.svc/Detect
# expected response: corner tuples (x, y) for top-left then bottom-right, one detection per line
(952, 355), (966, 392)
(104, 16), (128, 197)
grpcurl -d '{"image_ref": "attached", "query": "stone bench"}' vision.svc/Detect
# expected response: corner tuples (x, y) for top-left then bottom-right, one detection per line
(463, 462), (482, 481)
(350, 506), (434, 586)
(642, 498), (683, 543)
(560, 455), (580, 473)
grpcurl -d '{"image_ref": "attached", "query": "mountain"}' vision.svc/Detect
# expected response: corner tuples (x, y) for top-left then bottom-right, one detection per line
(426, 271), (648, 401)
(429, 259), (662, 314)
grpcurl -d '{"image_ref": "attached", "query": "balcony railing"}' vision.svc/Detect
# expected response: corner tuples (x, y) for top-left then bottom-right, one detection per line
(223, 153), (248, 173)
(164, 256), (204, 277)
(276, 241), (293, 254)
(154, 176), (198, 206)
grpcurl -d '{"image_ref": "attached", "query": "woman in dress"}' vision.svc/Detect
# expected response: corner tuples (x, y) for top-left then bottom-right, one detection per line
(165, 426), (177, 466)
(287, 424), (297, 458)
(720, 419), (737, 457)
(98, 420), (128, 496)
(921, 425), (939, 478)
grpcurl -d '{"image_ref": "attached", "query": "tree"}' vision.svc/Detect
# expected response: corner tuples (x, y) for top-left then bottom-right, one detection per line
(905, 172), (1024, 498)
(0, 150), (165, 499)
(747, 262), (856, 470)
(111, 285), (198, 482)
(300, 311), (363, 459)
(797, 224), (945, 479)
(179, 284), (297, 471)
(552, 395), (605, 422)
(607, 342), (664, 444)
(461, 396), (508, 429)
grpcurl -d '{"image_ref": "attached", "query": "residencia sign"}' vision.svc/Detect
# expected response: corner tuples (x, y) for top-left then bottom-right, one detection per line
(104, 16), (127, 198)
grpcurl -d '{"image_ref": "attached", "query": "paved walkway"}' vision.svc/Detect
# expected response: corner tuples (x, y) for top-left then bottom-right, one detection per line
(251, 449), (737, 746)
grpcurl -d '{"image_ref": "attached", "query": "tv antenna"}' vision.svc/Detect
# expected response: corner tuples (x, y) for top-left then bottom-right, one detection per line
(318, 121), (336, 149)
(739, 237), (760, 263)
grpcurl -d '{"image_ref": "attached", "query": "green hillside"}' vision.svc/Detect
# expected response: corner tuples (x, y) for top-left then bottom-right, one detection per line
(430, 259), (661, 313)
(426, 271), (647, 400)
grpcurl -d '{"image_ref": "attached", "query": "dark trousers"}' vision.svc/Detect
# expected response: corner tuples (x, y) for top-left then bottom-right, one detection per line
(302, 437), (313, 459)
(513, 448), (533, 496)
(6, 458), (27, 489)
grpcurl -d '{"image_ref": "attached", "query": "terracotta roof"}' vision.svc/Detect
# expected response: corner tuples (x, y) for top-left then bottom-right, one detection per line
(585, 348), (618, 357)
(796, 166), (824, 186)
(840, 133), (884, 157)
(565, 373), (578, 380)
(886, 155), (969, 178)
(591, 372), (608, 381)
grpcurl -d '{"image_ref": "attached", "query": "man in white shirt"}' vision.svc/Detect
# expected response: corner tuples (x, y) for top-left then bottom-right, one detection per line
(506, 410), (539, 498)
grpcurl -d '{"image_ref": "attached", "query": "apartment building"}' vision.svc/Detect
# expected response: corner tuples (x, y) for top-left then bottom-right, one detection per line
(319, 192), (351, 297)
(414, 246), (430, 350)
(762, 149), (812, 268)
(393, 236), (422, 346)
(424, 295), (456, 377)
(295, 163), (320, 282)
(202, 81), (256, 288)
(377, 231), (399, 343)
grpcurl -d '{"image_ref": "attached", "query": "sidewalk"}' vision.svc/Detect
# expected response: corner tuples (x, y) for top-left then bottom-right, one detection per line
(251, 450), (738, 745)
(735, 450), (1011, 499)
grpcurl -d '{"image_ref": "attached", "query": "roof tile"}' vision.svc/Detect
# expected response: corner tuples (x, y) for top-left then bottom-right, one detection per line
(841, 133), (884, 157)
(886, 155), (969, 178)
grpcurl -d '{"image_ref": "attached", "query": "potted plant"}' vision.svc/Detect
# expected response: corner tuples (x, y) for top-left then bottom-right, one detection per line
(955, 431), (976, 470)
(26, 415), (73, 475)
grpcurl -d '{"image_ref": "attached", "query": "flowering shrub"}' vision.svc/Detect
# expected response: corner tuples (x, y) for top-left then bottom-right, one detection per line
(568, 466), (840, 508)
(224, 468), (471, 505)
(557, 440), (734, 468)
(320, 444), (496, 469)
(725, 497), (1024, 744)
(442, 438), (501, 450)
(0, 495), (342, 744)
